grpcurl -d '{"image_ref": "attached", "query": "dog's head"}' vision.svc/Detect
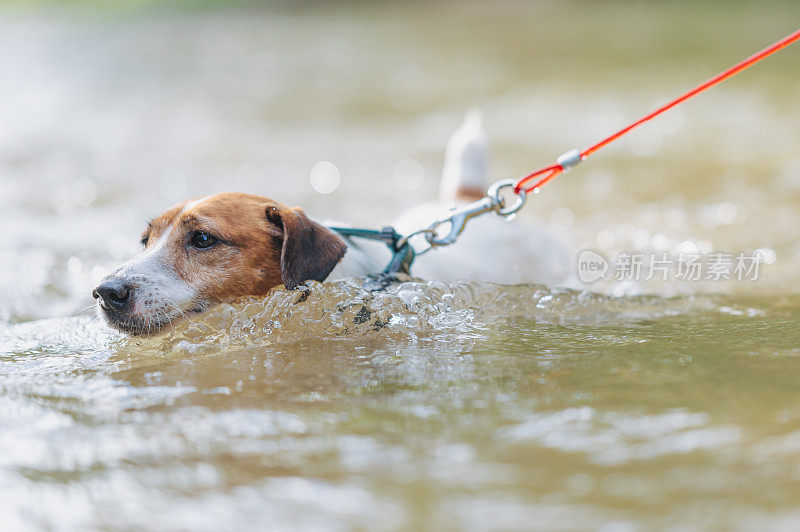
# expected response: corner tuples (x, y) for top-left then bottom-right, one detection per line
(92, 193), (346, 335)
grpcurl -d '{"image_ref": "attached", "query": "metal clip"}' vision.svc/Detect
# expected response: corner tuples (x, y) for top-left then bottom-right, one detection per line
(423, 179), (527, 248)
(424, 196), (496, 247)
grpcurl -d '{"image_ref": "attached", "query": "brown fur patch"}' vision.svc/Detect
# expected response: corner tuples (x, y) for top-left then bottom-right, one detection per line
(276, 207), (347, 289)
(143, 193), (346, 303)
(455, 187), (486, 202)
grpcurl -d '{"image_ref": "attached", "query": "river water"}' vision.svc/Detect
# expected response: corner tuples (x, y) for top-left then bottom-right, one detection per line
(1, 2), (800, 530)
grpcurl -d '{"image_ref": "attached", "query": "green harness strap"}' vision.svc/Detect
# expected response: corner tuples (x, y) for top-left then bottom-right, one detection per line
(328, 226), (416, 276)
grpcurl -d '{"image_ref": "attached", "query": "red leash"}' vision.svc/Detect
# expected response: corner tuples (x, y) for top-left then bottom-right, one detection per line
(514, 28), (800, 194)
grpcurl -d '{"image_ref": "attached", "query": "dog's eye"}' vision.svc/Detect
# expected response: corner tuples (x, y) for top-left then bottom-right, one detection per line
(190, 231), (218, 249)
(140, 237), (149, 247)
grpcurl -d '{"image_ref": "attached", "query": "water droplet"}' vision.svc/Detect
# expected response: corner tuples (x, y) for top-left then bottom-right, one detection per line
(309, 161), (340, 194)
(107, 234), (130, 259)
(160, 170), (188, 201)
(716, 202), (738, 225)
(754, 248), (777, 265)
(66, 256), (82, 274)
(596, 229), (615, 249)
(72, 177), (97, 206)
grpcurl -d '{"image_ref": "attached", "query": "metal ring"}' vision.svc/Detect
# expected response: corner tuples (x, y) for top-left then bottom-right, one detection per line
(397, 228), (436, 250)
(487, 179), (527, 216)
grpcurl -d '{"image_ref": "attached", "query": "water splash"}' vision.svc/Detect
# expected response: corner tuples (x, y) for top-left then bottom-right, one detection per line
(115, 279), (717, 357)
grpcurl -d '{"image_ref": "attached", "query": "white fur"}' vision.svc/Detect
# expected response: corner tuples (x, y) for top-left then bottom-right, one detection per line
(99, 227), (198, 329)
(329, 237), (387, 279)
(328, 210), (571, 286)
(182, 195), (212, 212)
(439, 110), (488, 201)
(332, 112), (573, 286)
(393, 206), (571, 285)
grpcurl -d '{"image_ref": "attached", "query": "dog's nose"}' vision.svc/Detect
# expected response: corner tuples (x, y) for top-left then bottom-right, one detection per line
(93, 279), (132, 312)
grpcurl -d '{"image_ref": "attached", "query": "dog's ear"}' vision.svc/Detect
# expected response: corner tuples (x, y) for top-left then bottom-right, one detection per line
(266, 206), (346, 290)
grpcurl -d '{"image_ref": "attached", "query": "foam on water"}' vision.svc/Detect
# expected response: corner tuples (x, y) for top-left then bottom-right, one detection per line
(104, 279), (714, 355)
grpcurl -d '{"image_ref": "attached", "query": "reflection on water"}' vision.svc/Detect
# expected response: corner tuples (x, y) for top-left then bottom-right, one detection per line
(1, 1), (800, 529)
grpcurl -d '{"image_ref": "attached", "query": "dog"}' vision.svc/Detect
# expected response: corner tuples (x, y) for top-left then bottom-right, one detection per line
(93, 113), (571, 335)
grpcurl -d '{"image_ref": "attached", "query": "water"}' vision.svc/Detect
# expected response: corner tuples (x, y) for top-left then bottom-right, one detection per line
(2, 2), (800, 530)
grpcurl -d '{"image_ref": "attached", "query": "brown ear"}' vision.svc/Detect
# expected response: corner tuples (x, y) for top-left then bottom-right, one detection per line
(267, 206), (346, 290)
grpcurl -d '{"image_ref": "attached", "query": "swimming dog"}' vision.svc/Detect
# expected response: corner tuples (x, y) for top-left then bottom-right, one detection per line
(93, 114), (570, 335)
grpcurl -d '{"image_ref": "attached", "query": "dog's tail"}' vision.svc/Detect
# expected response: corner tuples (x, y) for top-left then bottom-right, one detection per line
(439, 109), (489, 202)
